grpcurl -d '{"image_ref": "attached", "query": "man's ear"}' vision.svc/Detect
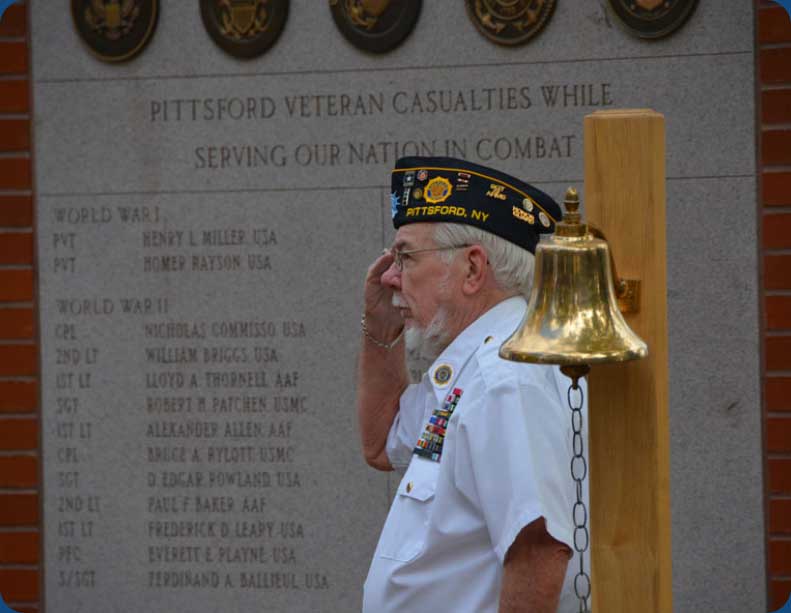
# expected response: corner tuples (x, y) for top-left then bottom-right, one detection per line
(460, 245), (489, 295)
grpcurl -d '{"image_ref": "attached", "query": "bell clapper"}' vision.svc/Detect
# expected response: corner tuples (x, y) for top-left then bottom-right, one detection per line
(560, 364), (591, 389)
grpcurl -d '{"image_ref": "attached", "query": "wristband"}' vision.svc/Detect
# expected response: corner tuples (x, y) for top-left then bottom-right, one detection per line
(361, 314), (404, 350)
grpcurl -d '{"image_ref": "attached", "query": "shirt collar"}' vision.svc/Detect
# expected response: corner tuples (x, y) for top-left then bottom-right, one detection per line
(426, 296), (527, 403)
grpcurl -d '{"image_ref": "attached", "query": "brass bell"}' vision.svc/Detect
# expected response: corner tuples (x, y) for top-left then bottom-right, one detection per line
(499, 188), (647, 369)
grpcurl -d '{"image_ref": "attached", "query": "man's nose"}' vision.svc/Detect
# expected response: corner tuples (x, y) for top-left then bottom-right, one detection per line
(380, 262), (401, 289)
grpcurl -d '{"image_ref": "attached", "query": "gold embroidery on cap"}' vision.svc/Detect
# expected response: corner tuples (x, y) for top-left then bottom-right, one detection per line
(486, 183), (507, 200)
(512, 206), (535, 224)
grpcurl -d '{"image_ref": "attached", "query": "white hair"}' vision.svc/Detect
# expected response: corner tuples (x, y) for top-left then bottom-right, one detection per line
(432, 222), (535, 297)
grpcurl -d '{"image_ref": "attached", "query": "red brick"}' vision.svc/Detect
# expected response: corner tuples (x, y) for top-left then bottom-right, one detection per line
(0, 569), (38, 602)
(0, 231), (33, 264)
(0, 41), (27, 74)
(766, 255), (791, 290)
(767, 377), (791, 412)
(768, 418), (791, 452)
(760, 6), (791, 43)
(767, 337), (791, 371)
(763, 130), (791, 165)
(0, 158), (31, 190)
(0, 308), (34, 339)
(0, 381), (36, 413)
(770, 539), (791, 575)
(0, 270), (33, 301)
(0, 532), (38, 564)
(0, 418), (36, 450)
(761, 48), (791, 84)
(770, 458), (791, 494)
(764, 89), (791, 124)
(764, 213), (791, 248)
(0, 3), (27, 37)
(763, 172), (791, 207)
(0, 195), (33, 228)
(771, 579), (791, 611)
(0, 456), (37, 488)
(767, 296), (791, 330)
(771, 499), (791, 533)
(0, 120), (30, 152)
(0, 80), (29, 113)
(0, 493), (38, 525)
(0, 232), (33, 264)
(0, 345), (35, 376)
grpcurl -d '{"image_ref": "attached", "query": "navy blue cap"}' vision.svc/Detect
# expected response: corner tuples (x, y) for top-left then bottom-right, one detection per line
(390, 156), (561, 254)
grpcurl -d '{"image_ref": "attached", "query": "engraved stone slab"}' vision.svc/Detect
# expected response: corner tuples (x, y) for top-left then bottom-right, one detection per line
(32, 2), (763, 612)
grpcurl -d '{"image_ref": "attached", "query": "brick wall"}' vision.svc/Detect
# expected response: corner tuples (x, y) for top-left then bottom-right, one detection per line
(761, 2), (791, 610)
(0, 3), (785, 612)
(0, 1), (38, 612)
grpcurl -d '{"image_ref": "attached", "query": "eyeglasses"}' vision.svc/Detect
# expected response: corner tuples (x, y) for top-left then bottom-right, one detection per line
(391, 245), (469, 271)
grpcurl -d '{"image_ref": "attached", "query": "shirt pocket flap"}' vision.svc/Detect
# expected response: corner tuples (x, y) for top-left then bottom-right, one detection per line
(397, 478), (436, 502)
(378, 458), (440, 562)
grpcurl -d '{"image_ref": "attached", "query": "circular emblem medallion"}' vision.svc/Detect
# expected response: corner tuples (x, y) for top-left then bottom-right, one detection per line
(413, 187), (423, 200)
(522, 197), (534, 212)
(329, 0), (422, 54)
(465, 0), (556, 46)
(433, 364), (453, 387)
(71, 0), (159, 63)
(608, 0), (699, 39)
(424, 177), (453, 204)
(539, 211), (550, 228)
(200, 0), (289, 59)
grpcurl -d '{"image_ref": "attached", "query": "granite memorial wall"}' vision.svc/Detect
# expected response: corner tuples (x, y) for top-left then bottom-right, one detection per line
(31, 2), (763, 611)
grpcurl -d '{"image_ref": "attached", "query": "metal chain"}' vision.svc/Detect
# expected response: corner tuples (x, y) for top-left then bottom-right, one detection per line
(568, 380), (591, 613)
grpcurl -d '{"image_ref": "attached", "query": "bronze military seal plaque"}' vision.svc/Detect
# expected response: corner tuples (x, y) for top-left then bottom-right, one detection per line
(608, 0), (699, 39)
(71, 0), (159, 63)
(465, 0), (556, 46)
(200, 0), (289, 59)
(329, 0), (422, 54)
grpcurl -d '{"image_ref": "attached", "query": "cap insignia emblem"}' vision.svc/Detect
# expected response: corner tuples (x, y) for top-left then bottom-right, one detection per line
(424, 177), (453, 204)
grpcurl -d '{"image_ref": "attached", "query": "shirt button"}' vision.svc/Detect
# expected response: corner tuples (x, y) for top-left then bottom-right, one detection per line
(406, 482), (413, 493)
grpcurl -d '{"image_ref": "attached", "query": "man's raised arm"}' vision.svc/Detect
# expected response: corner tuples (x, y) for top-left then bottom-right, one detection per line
(356, 251), (408, 471)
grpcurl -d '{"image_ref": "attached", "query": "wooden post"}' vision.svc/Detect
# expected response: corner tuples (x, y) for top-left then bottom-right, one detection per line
(583, 110), (672, 612)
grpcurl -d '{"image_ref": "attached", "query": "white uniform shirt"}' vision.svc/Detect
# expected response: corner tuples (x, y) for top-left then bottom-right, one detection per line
(363, 296), (585, 613)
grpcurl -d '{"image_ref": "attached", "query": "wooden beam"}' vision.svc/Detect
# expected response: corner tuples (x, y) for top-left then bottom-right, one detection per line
(583, 109), (672, 613)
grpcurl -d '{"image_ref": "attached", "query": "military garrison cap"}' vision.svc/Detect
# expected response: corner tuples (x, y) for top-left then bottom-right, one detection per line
(391, 156), (562, 254)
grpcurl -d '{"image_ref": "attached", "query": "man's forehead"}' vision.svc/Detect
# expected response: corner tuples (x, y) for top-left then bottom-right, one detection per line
(393, 223), (434, 248)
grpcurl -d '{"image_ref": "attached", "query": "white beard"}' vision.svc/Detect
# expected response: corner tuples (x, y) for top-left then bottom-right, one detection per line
(402, 303), (452, 363)
(393, 270), (455, 362)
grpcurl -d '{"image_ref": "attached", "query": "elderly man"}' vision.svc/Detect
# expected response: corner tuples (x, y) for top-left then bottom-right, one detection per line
(357, 157), (583, 613)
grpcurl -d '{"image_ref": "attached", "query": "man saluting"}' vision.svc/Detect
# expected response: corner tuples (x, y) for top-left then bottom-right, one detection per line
(357, 157), (583, 613)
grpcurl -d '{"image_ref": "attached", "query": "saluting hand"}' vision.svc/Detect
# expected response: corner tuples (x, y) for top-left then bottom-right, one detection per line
(362, 250), (403, 343)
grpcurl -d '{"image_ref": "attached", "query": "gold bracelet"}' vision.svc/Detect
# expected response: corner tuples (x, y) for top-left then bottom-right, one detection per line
(361, 314), (404, 350)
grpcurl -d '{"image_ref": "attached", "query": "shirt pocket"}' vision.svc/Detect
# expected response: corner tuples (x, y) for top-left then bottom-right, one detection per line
(378, 458), (439, 563)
